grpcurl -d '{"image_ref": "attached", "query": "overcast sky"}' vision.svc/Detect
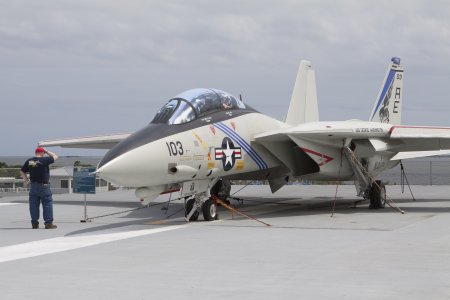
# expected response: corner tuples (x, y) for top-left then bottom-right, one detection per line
(2, 0), (450, 156)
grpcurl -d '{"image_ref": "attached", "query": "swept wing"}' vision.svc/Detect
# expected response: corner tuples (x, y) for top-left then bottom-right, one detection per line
(38, 133), (131, 149)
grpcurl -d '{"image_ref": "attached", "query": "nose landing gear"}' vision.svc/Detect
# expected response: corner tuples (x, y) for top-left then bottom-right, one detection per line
(185, 194), (218, 222)
(202, 198), (218, 221)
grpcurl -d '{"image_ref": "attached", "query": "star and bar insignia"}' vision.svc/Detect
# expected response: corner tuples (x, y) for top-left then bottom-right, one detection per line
(215, 137), (242, 171)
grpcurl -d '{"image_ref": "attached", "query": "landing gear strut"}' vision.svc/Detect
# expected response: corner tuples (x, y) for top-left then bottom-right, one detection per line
(185, 198), (199, 221)
(369, 180), (386, 209)
(343, 146), (388, 210)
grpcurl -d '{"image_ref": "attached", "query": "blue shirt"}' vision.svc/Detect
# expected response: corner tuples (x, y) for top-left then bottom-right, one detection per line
(21, 157), (55, 183)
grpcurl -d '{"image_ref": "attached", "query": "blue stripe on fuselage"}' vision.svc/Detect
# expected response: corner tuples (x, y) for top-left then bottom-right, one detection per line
(215, 122), (266, 170)
(214, 122), (268, 170)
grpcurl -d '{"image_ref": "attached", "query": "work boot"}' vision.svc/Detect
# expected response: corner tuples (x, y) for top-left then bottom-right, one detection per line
(32, 223), (39, 229)
(45, 224), (57, 229)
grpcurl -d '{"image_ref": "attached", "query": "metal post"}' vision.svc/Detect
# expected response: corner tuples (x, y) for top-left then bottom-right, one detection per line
(80, 193), (91, 222)
(84, 193), (87, 219)
(429, 161), (433, 186)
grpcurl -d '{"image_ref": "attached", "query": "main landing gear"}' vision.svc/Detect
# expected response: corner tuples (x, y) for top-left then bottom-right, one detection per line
(185, 195), (218, 222)
(343, 146), (387, 210)
(368, 180), (386, 209)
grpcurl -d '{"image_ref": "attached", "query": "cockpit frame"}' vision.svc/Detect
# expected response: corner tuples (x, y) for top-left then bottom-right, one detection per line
(151, 88), (246, 125)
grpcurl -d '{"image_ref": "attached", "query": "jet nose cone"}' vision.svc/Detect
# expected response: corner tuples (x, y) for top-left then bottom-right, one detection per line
(97, 123), (165, 170)
(96, 152), (128, 185)
(97, 143), (130, 170)
(97, 139), (169, 188)
(96, 122), (173, 188)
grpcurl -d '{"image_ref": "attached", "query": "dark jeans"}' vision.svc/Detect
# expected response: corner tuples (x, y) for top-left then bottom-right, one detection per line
(29, 183), (54, 225)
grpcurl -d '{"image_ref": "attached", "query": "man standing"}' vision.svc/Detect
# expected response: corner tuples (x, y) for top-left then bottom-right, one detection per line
(20, 147), (59, 229)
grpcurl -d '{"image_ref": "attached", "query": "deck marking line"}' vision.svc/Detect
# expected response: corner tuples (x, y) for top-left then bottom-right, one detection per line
(0, 225), (187, 263)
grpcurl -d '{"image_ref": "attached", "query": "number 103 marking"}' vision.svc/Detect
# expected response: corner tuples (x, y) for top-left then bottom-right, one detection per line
(166, 141), (184, 156)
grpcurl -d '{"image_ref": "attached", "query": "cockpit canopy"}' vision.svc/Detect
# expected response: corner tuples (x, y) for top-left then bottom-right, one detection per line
(151, 88), (246, 125)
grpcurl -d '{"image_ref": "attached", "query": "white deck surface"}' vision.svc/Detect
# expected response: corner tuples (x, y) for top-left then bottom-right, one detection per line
(1, 185), (449, 300)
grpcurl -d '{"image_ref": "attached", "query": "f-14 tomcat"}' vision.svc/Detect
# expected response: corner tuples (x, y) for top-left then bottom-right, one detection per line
(40, 57), (450, 221)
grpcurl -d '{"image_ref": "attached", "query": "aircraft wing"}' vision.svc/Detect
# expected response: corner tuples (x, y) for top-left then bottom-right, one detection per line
(254, 123), (450, 161)
(38, 133), (132, 149)
(391, 150), (450, 160)
(389, 126), (450, 139)
(386, 126), (450, 153)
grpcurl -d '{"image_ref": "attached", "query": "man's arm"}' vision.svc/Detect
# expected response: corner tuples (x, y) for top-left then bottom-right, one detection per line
(45, 150), (59, 161)
(20, 170), (30, 188)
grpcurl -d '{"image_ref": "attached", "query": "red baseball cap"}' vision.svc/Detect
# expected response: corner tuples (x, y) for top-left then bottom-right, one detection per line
(35, 147), (46, 153)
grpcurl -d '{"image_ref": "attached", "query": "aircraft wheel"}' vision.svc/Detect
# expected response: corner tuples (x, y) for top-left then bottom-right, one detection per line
(202, 198), (217, 221)
(185, 198), (199, 221)
(369, 180), (386, 209)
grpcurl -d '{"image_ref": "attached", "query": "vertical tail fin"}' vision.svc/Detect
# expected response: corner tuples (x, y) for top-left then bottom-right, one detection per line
(285, 60), (319, 126)
(369, 57), (404, 124)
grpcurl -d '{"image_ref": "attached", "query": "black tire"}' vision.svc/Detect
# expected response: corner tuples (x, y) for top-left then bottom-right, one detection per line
(369, 180), (386, 209)
(202, 198), (217, 221)
(185, 198), (199, 221)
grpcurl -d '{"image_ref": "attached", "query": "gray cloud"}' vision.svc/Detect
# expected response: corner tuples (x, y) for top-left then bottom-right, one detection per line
(1, 0), (450, 155)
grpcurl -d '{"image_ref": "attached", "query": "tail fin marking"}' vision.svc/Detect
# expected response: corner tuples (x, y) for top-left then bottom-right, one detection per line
(369, 57), (403, 125)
